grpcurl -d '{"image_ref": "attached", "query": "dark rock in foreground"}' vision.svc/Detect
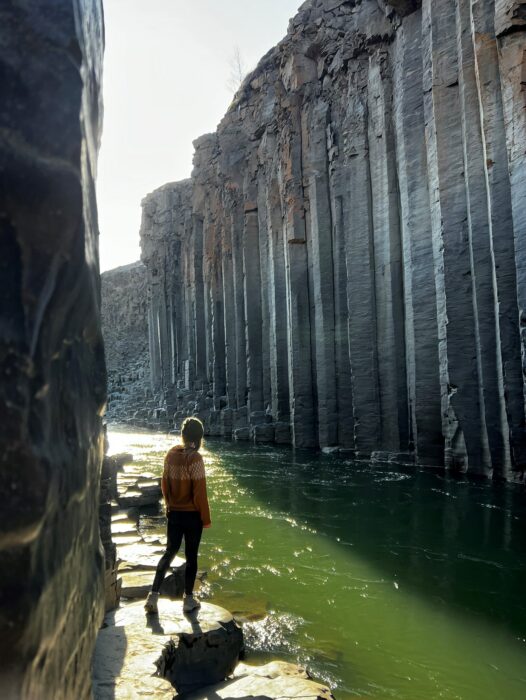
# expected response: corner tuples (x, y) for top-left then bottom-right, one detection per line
(157, 602), (243, 693)
(0, 1), (105, 697)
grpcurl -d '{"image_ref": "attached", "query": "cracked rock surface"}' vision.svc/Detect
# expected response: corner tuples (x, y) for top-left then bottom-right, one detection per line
(92, 600), (243, 699)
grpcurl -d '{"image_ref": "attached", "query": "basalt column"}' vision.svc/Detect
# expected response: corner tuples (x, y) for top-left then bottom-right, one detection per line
(282, 92), (316, 448)
(495, 1), (526, 466)
(0, 1), (105, 697)
(392, 9), (443, 464)
(243, 201), (264, 416)
(302, 100), (338, 448)
(140, 0), (526, 479)
(344, 63), (382, 456)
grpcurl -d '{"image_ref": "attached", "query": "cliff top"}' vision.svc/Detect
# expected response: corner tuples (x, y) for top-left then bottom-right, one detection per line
(101, 261), (145, 278)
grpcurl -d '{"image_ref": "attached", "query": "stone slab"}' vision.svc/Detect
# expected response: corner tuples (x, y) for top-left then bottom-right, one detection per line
(92, 601), (242, 699)
(186, 661), (335, 700)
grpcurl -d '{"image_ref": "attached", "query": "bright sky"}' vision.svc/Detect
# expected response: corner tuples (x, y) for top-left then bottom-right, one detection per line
(97, 0), (301, 272)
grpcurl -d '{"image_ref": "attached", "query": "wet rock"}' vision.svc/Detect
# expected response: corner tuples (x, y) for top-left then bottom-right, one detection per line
(234, 427), (251, 441)
(252, 424), (276, 444)
(186, 661), (335, 700)
(0, 1), (105, 696)
(274, 422), (292, 445)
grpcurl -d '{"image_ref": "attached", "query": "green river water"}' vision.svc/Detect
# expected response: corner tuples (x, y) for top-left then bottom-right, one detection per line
(108, 426), (526, 700)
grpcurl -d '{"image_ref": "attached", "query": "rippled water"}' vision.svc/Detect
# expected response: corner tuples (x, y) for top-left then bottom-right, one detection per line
(108, 426), (526, 700)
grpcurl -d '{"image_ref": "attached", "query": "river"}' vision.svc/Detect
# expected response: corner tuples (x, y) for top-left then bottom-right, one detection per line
(108, 426), (526, 700)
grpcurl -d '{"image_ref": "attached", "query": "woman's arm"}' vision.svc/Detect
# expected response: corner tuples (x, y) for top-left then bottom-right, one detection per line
(161, 451), (172, 511)
(190, 454), (211, 527)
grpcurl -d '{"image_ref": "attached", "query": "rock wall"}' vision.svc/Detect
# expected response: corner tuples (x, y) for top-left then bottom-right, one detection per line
(101, 262), (153, 424)
(140, 0), (526, 478)
(0, 1), (106, 698)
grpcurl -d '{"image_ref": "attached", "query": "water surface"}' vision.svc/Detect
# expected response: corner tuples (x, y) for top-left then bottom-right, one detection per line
(109, 426), (526, 700)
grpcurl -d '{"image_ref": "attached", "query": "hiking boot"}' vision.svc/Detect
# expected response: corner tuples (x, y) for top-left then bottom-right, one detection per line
(144, 591), (159, 615)
(183, 594), (201, 613)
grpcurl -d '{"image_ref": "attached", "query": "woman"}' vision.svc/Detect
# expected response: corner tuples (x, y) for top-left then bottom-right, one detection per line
(145, 417), (211, 614)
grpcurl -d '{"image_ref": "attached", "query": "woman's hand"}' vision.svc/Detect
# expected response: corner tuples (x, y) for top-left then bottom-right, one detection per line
(203, 523), (212, 529)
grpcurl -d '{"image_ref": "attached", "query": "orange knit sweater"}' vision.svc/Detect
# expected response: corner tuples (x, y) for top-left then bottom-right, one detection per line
(161, 446), (211, 527)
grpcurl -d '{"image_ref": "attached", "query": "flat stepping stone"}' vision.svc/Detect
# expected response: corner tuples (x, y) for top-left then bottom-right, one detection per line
(111, 511), (132, 523)
(117, 473), (139, 485)
(113, 532), (143, 546)
(120, 570), (156, 599)
(117, 490), (161, 508)
(118, 543), (175, 570)
(122, 464), (141, 474)
(138, 480), (162, 492)
(186, 661), (335, 700)
(137, 474), (159, 483)
(92, 600), (243, 699)
(121, 561), (203, 601)
(142, 534), (163, 546)
(111, 519), (138, 535)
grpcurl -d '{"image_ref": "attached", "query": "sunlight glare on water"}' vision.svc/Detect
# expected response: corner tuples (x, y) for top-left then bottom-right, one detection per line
(108, 427), (526, 700)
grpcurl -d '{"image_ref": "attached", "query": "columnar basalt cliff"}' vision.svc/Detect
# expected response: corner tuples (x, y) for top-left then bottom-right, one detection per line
(101, 263), (153, 424)
(0, 1), (105, 698)
(141, 0), (526, 478)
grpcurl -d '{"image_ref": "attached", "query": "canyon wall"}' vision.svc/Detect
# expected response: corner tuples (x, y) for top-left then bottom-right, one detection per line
(0, 1), (106, 697)
(101, 263), (153, 425)
(141, 0), (526, 478)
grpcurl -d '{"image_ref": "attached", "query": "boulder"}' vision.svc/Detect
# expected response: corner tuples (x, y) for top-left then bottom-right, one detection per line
(233, 427), (251, 441)
(252, 424), (275, 443)
(274, 422), (292, 445)
(156, 603), (244, 693)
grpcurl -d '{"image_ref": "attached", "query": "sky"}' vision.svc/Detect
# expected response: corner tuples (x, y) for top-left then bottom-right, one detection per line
(97, 0), (301, 272)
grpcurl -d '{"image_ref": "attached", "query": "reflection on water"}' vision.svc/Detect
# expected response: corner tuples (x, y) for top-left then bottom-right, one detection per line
(108, 427), (526, 700)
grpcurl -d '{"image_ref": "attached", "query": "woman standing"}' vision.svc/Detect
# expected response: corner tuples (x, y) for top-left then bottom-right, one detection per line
(145, 417), (211, 614)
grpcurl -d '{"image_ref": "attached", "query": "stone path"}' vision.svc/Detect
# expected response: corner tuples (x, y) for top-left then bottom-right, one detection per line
(93, 453), (335, 699)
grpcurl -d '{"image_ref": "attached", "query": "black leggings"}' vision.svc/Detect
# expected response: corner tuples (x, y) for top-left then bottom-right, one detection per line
(152, 511), (203, 595)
